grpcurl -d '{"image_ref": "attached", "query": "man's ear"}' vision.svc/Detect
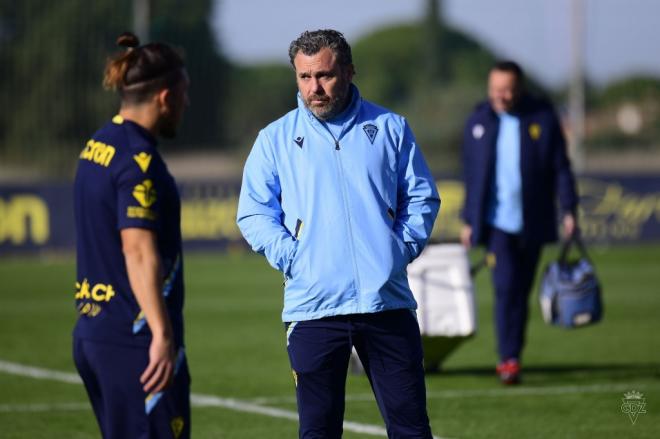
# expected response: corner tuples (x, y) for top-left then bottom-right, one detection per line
(346, 63), (355, 81)
(156, 88), (171, 113)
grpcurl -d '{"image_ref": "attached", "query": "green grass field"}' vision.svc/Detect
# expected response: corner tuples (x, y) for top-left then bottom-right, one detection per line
(1, 244), (659, 438)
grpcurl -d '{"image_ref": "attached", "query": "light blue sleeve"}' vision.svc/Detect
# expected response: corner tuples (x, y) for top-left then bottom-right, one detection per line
(237, 131), (298, 275)
(394, 121), (441, 260)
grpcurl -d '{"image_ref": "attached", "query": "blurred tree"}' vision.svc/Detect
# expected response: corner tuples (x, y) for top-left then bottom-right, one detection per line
(352, 23), (496, 172)
(0, 0), (128, 168)
(352, 23), (495, 108)
(222, 64), (297, 149)
(0, 0), (230, 175)
(594, 76), (660, 105)
(150, 0), (230, 149)
(584, 76), (660, 151)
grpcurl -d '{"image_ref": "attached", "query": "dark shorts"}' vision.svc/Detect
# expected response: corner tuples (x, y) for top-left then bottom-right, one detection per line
(73, 337), (190, 439)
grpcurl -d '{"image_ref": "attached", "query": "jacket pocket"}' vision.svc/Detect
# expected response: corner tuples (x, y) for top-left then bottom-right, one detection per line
(386, 207), (395, 222)
(390, 228), (411, 275)
(294, 218), (304, 240)
(385, 206), (409, 274)
(286, 218), (304, 281)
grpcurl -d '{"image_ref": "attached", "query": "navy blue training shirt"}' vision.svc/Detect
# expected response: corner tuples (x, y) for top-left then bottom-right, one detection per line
(73, 115), (185, 348)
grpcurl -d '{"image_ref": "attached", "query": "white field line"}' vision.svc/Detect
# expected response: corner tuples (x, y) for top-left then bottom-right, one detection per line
(0, 360), (83, 384)
(0, 359), (450, 439)
(0, 402), (90, 413)
(190, 394), (393, 437)
(249, 382), (660, 405)
(2, 358), (655, 401)
(425, 383), (660, 399)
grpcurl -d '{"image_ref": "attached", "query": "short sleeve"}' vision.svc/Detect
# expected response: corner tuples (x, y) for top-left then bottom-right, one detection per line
(115, 152), (161, 232)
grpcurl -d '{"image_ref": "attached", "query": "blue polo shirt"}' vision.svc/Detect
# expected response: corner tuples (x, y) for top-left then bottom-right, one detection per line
(487, 112), (523, 234)
(73, 116), (185, 348)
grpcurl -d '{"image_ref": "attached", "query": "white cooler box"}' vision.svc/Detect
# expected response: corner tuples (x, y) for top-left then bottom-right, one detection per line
(351, 243), (477, 372)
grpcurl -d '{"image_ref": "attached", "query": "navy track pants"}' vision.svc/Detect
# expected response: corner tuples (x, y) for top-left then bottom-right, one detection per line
(286, 309), (433, 439)
(487, 228), (542, 362)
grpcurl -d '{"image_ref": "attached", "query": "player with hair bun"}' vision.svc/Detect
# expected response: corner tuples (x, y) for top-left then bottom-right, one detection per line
(73, 31), (191, 438)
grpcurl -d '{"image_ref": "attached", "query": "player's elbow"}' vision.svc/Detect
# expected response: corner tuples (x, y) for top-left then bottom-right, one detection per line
(121, 228), (158, 264)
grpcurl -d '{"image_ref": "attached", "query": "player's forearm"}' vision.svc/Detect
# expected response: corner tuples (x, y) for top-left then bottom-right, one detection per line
(127, 257), (172, 339)
(122, 229), (173, 340)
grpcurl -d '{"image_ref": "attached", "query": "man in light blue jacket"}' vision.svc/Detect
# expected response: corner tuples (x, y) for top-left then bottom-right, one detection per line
(237, 29), (440, 438)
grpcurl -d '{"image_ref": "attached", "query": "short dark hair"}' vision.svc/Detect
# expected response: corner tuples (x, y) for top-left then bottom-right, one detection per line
(288, 29), (352, 67)
(491, 60), (525, 82)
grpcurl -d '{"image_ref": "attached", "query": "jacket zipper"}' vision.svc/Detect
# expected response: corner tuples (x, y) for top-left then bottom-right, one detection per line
(322, 124), (362, 302)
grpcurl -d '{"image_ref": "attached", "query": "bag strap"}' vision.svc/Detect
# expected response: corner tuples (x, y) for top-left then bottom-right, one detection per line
(470, 257), (487, 277)
(559, 233), (592, 264)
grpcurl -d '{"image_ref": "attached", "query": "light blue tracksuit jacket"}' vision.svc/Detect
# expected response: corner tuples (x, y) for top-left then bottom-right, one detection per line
(237, 85), (440, 322)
